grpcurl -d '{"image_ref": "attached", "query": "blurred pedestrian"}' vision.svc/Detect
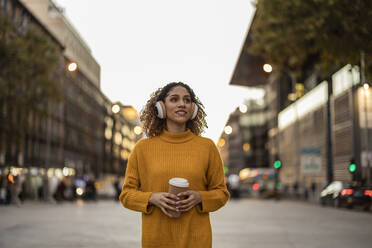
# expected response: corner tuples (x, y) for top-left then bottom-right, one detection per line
(55, 179), (66, 202)
(0, 175), (7, 205)
(119, 82), (230, 248)
(64, 177), (75, 201)
(228, 174), (240, 199)
(311, 181), (316, 200)
(85, 176), (97, 201)
(293, 181), (299, 198)
(48, 176), (59, 203)
(113, 177), (121, 201)
(10, 175), (22, 207)
(304, 188), (308, 200)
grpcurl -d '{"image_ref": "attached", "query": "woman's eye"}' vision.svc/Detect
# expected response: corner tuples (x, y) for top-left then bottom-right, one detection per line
(185, 99), (191, 103)
(170, 98), (177, 102)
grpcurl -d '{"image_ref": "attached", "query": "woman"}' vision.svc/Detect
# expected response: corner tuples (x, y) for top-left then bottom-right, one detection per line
(120, 82), (230, 248)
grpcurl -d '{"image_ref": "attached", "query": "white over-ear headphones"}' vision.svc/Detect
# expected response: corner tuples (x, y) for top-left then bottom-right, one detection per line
(155, 101), (198, 120)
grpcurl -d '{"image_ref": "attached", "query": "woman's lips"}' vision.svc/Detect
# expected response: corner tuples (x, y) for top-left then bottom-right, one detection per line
(175, 110), (187, 115)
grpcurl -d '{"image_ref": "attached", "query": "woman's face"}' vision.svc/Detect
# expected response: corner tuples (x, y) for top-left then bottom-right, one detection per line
(164, 86), (193, 125)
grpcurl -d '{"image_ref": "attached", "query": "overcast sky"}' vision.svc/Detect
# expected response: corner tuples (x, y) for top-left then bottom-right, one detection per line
(55, 0), (261, 142)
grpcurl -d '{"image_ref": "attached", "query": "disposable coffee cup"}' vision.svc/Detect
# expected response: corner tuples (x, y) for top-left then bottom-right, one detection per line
(168, 178), (189, 218)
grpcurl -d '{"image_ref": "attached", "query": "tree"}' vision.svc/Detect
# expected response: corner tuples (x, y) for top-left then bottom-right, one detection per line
(249, 0), (372, 82)
(0, 14), (63, 166)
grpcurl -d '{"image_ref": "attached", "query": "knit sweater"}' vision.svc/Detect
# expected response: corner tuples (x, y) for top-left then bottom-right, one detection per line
(119, 128), (230, 248)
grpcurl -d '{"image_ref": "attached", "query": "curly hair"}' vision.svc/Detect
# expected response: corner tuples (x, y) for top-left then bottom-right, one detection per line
(140, 82), (208, 137)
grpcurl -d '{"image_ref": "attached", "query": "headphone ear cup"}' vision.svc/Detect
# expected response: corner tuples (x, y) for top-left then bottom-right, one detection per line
(191, 103), (198, 120)
(155, 101), (166, 119)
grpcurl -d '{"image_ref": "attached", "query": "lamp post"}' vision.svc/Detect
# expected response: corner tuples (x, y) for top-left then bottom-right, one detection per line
(362, 83), (371, 185)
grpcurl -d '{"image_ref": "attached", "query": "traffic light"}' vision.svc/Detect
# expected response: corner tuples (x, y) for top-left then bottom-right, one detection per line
(273, 159), (281, 169)
(348, 159), (356, 174)
(348, 158), (357, 182)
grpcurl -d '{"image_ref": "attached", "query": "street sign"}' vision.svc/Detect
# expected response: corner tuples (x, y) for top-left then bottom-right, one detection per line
(300, 148), (322, 175)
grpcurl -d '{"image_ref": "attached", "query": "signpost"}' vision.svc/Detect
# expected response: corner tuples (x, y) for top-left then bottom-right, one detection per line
(300, 148), (322, 175)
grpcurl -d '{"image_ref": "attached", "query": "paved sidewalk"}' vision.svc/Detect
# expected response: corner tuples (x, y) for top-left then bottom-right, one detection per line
(1, 199), (371, 248)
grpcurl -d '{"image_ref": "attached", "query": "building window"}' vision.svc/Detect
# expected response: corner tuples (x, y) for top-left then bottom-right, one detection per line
(9, 0), (14, 20)
(1, 0), (7, 16)
(23, 15), (31, 33)
(17, 8), (24, 33)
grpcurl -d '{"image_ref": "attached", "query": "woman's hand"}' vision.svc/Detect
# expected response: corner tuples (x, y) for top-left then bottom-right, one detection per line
(176, 190), (202, 212)
(149, 192), (179, 218)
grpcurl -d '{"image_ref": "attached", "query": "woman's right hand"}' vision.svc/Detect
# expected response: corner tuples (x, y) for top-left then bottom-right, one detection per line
(149, 192), (179, 218)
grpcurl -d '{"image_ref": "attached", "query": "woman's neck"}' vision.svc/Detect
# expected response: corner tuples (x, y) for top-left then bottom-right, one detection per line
(166, 120), (186, 133)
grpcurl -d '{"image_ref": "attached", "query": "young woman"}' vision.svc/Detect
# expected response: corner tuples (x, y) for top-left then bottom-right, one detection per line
(119, 82), (230, 248)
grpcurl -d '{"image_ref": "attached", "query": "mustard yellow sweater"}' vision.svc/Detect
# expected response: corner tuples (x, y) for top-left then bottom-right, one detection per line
(119, 128), (230, 248)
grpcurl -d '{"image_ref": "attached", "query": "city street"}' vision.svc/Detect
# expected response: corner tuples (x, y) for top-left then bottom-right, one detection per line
(2, 1), (372, 248)
(1, 199), (371, 248)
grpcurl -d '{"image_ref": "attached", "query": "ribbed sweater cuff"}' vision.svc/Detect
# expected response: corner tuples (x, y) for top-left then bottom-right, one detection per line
(196, 191), (212, 213)
(141, 192), (154, 214)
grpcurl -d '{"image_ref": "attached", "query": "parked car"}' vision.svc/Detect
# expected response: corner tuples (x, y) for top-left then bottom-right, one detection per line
(349, 186), (371, 211)
(320, 181), (353, 208)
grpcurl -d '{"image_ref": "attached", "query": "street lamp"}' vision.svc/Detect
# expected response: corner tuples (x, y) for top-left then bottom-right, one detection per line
(134, 126), (142, 135)
(242, 143), (250, 152)
(217, 138), (226, 148)
(123, 107), (137, 120)
(263, 64), (273, 73)
(239, 104), (248, 113)
(112, 104), (120, 114)
(67, 62), (78, 72)
(224, 125), (232, 135)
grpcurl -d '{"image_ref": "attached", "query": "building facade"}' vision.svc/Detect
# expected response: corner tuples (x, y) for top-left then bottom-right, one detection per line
(228, 11), (372, 197)
(218, 97), (270, 176)
(0, 0), (141, 200)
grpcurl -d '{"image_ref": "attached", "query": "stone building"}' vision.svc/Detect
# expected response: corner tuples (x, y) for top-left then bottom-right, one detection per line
(0, 0), (141, 184)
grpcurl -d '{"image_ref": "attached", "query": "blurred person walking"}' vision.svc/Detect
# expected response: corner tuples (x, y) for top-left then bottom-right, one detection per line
(228, 174), (241, 199)
(85, 176), (97, 201)
(113, 176), (122, 201)
(55, 178), (66, 202)
(311, 181), (317, 201)
(119, 82), (230, 248)
(0, 175), (7, 205)
(10, 175), (22, 207)
(47, 176), (59, 203)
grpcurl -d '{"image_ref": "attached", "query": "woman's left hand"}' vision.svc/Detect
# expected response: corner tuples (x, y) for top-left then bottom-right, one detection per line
(176, 190), (202, 212)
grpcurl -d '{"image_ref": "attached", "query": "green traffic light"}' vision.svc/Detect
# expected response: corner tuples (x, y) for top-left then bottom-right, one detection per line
(349, 163), (356, 173)
(274, 160), (281, 169)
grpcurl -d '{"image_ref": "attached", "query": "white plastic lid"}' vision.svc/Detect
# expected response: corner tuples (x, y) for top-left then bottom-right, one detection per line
(169, 177), (189, 188)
